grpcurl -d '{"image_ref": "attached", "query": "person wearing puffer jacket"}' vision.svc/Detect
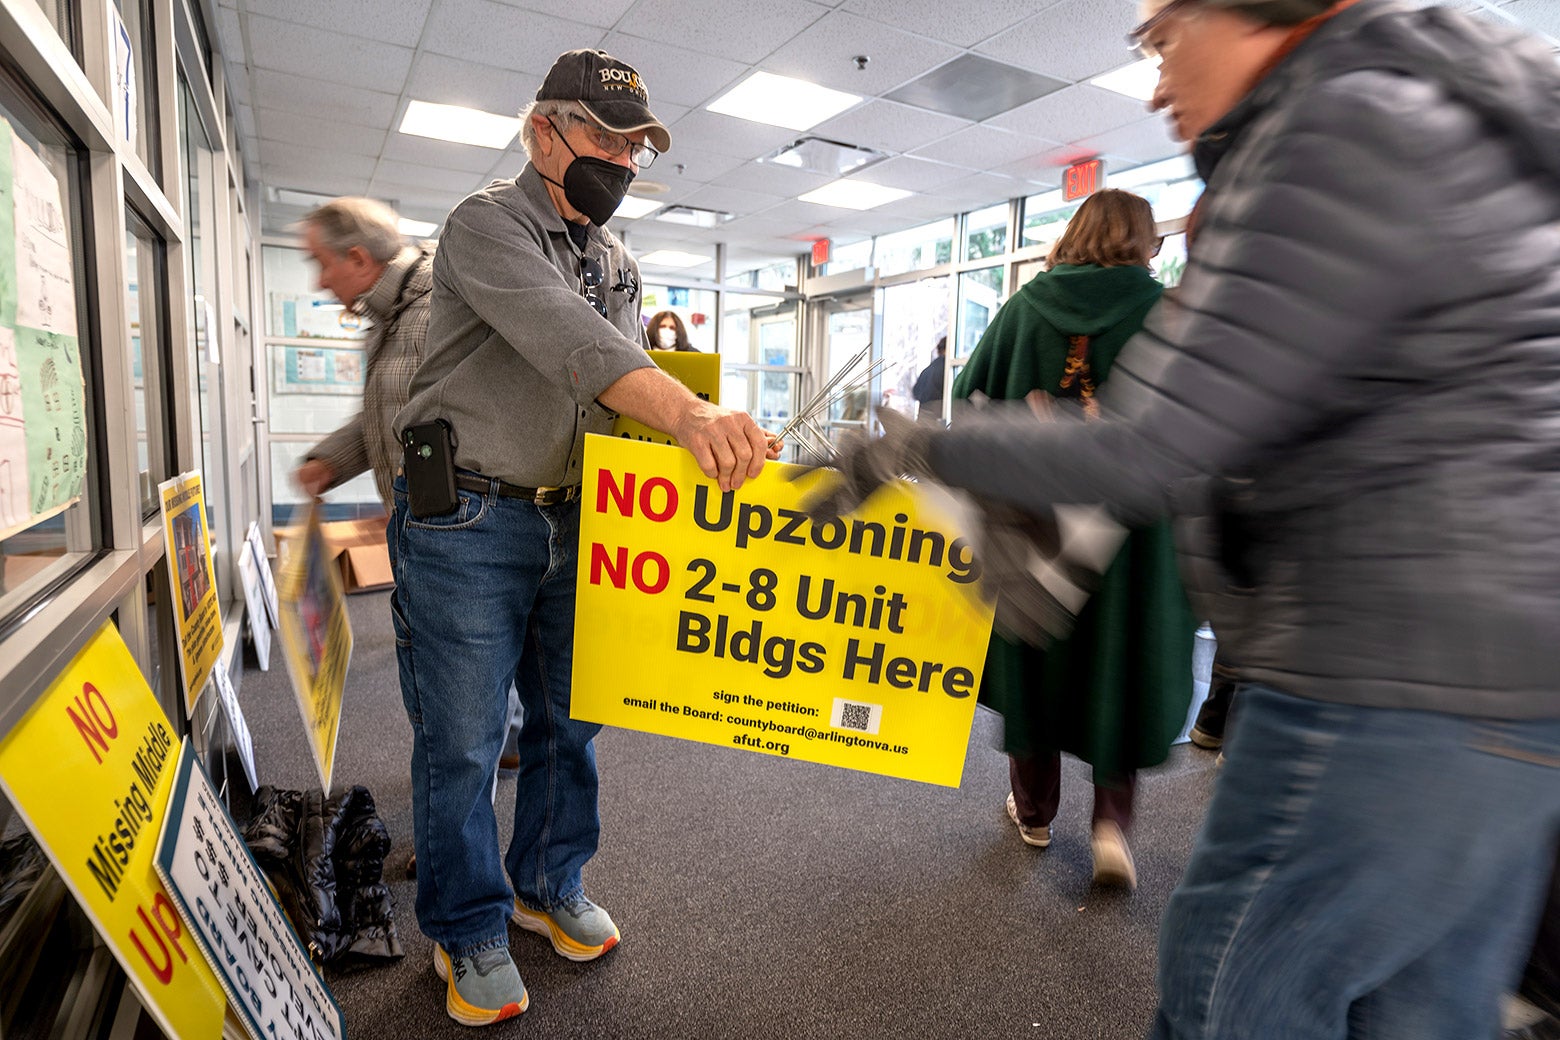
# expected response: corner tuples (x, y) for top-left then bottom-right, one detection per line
(812, 0), (1560, 1036)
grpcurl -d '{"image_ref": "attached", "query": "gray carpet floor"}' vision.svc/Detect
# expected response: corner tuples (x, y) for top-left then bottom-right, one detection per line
(235, 589), (1219, 1040)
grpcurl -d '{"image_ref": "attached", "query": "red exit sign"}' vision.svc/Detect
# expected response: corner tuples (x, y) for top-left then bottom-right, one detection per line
(1062, 159), (1104, 201)
(811, 238), (831, 267)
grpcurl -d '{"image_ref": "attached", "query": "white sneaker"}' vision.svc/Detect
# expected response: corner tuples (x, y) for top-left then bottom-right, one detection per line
(1091, 820), (1137, 890)
(1005, 792), (1051, 847)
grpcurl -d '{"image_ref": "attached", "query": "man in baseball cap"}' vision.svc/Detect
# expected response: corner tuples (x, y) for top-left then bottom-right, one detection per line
(393, 46), (774, 1026)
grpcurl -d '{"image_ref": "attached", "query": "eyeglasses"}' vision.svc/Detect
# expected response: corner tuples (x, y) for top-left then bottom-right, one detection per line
(578, 121), (659, 169)
(1127, 0), (1197, 58)
(580, 255), (608, 317)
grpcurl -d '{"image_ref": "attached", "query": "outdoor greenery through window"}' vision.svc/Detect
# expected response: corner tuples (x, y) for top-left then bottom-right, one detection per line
(876, 220), (954, 278)
(964, 203), (1008, 261)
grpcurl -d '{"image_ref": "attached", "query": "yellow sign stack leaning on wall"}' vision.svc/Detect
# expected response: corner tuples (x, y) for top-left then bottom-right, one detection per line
(573, 436), (994, 787)
(158, 471), (223, 712)
(0, 624), (227, 1038)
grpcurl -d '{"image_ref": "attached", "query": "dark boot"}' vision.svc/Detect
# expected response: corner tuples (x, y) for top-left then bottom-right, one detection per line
(1190, 659), (1237, 750)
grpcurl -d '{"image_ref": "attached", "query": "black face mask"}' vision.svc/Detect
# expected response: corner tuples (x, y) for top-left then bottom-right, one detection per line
(542, 118), (635, 227)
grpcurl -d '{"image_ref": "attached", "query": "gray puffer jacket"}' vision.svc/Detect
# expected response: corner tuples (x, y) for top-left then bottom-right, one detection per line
(929, 0), (1560, 720)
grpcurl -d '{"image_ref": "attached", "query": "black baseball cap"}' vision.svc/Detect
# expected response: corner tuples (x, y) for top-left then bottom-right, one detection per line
(536, 49), (671, 153)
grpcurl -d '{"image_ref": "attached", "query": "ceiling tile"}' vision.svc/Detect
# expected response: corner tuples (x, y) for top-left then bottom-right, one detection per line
(646, 144), (748, 184)
(886, 54), (1066, 122)
(985, 83), (1152, 144)
(597, 33), (749, 109)
(405, 53), (542, 116)
(235, 104), (256, 140)
(382, 133), (514, 173)
(240, 0), (433, 48)
(762, 12), (962, 96)
(371, 160), (492, 195)
(925, 170), (1026, 206)
(666, 109), (804, 160)
(910, 124), (1060, 170)
(823, 210), (916, 234)
(710, 161), (835, 199)
(423, 0), (606, 76)
(870, 192), (967, 221)
(839, 0), (1058, 48)
(490, 0), (639, 29)
(851, 155), (969, 192)
(617, 0), (829, 65)
(376, 187), (471, 215)
(976, 0), (1141, 82)
(248, 69), (400, 128)
(226, 63), (251, 107)
(256, 109), (387, 156)
(246, 15), (414, 94)
(989, 155), (1062, 189)
(215, 7), (244, 62)
(260, 142), (379, 179)
(1504, 0), (1560, 39)
(1074, 115), (1182, 166)
(810, 100), (970, 155)
(670, 184), (787, 217)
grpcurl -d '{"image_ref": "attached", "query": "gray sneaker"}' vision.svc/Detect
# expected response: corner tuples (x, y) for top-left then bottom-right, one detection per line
(1006, 792), (1052, 847)
(433, 943), (528, 1026)
(512, 893), (620, 962)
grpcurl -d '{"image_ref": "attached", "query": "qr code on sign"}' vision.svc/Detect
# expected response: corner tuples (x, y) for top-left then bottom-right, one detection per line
(830, 698), (883, 735)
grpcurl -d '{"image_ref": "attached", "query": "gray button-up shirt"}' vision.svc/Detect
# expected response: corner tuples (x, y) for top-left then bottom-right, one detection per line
(395, 165), (653, 488)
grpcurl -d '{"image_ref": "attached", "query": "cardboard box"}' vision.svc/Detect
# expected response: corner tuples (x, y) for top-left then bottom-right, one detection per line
(274, 515), (393, 594)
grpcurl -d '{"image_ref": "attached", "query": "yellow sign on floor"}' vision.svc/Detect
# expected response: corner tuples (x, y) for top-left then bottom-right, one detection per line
(0, 623), (227, 1039)
(158, 471), (223, 712)
(573, 436), (994, 787)
(610, 349), (720, 446)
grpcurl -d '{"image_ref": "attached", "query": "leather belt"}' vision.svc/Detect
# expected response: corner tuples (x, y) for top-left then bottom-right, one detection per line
(454, 473), (580, 506)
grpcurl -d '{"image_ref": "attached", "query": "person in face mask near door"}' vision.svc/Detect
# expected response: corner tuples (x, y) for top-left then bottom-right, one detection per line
(392, 48), (776, 1027)
(646, 309), (697, 351)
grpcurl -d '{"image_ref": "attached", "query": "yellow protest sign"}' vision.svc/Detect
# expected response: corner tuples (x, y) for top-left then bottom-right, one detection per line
(276, 501), (352, 794)
(0, 623), (227, 1039)
(610, 349), (720, 446)
(573, 436), (994, 787)
(159, 471), (223, 712)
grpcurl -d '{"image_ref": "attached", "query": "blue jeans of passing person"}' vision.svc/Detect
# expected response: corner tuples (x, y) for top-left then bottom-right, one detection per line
(389, 475), (601, 960)
(1150, 683), (1560, 1040)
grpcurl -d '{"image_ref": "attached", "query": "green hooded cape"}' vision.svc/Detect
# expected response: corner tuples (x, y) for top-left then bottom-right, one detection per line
(953, 263), (1196, 781)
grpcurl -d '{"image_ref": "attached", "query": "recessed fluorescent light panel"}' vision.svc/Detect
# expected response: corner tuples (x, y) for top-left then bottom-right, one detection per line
(614, 196), (664, 219)
(798, 180), (912, 210)
(706, 71), (860, 131)
(638, 249), (711, 268)
(398, 217), (439, 237)
(1090, 59), (1162, 102)
(399, 99), (522, 149)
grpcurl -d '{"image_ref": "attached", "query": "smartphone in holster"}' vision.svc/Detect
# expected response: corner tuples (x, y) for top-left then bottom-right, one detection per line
(402, 419), (459, 518)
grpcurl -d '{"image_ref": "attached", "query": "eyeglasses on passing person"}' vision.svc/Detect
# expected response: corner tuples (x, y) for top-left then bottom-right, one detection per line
(1127, 0), (1198, 58)
(580, 255), (608, 317)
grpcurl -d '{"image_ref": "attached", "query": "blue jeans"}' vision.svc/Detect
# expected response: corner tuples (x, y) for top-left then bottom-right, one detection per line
(1150, 684), (1560, 1040)
(389, 476), (601, 959)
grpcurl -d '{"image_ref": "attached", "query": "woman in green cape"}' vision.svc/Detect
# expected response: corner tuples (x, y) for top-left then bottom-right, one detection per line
(953, 189), (1195, 890)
